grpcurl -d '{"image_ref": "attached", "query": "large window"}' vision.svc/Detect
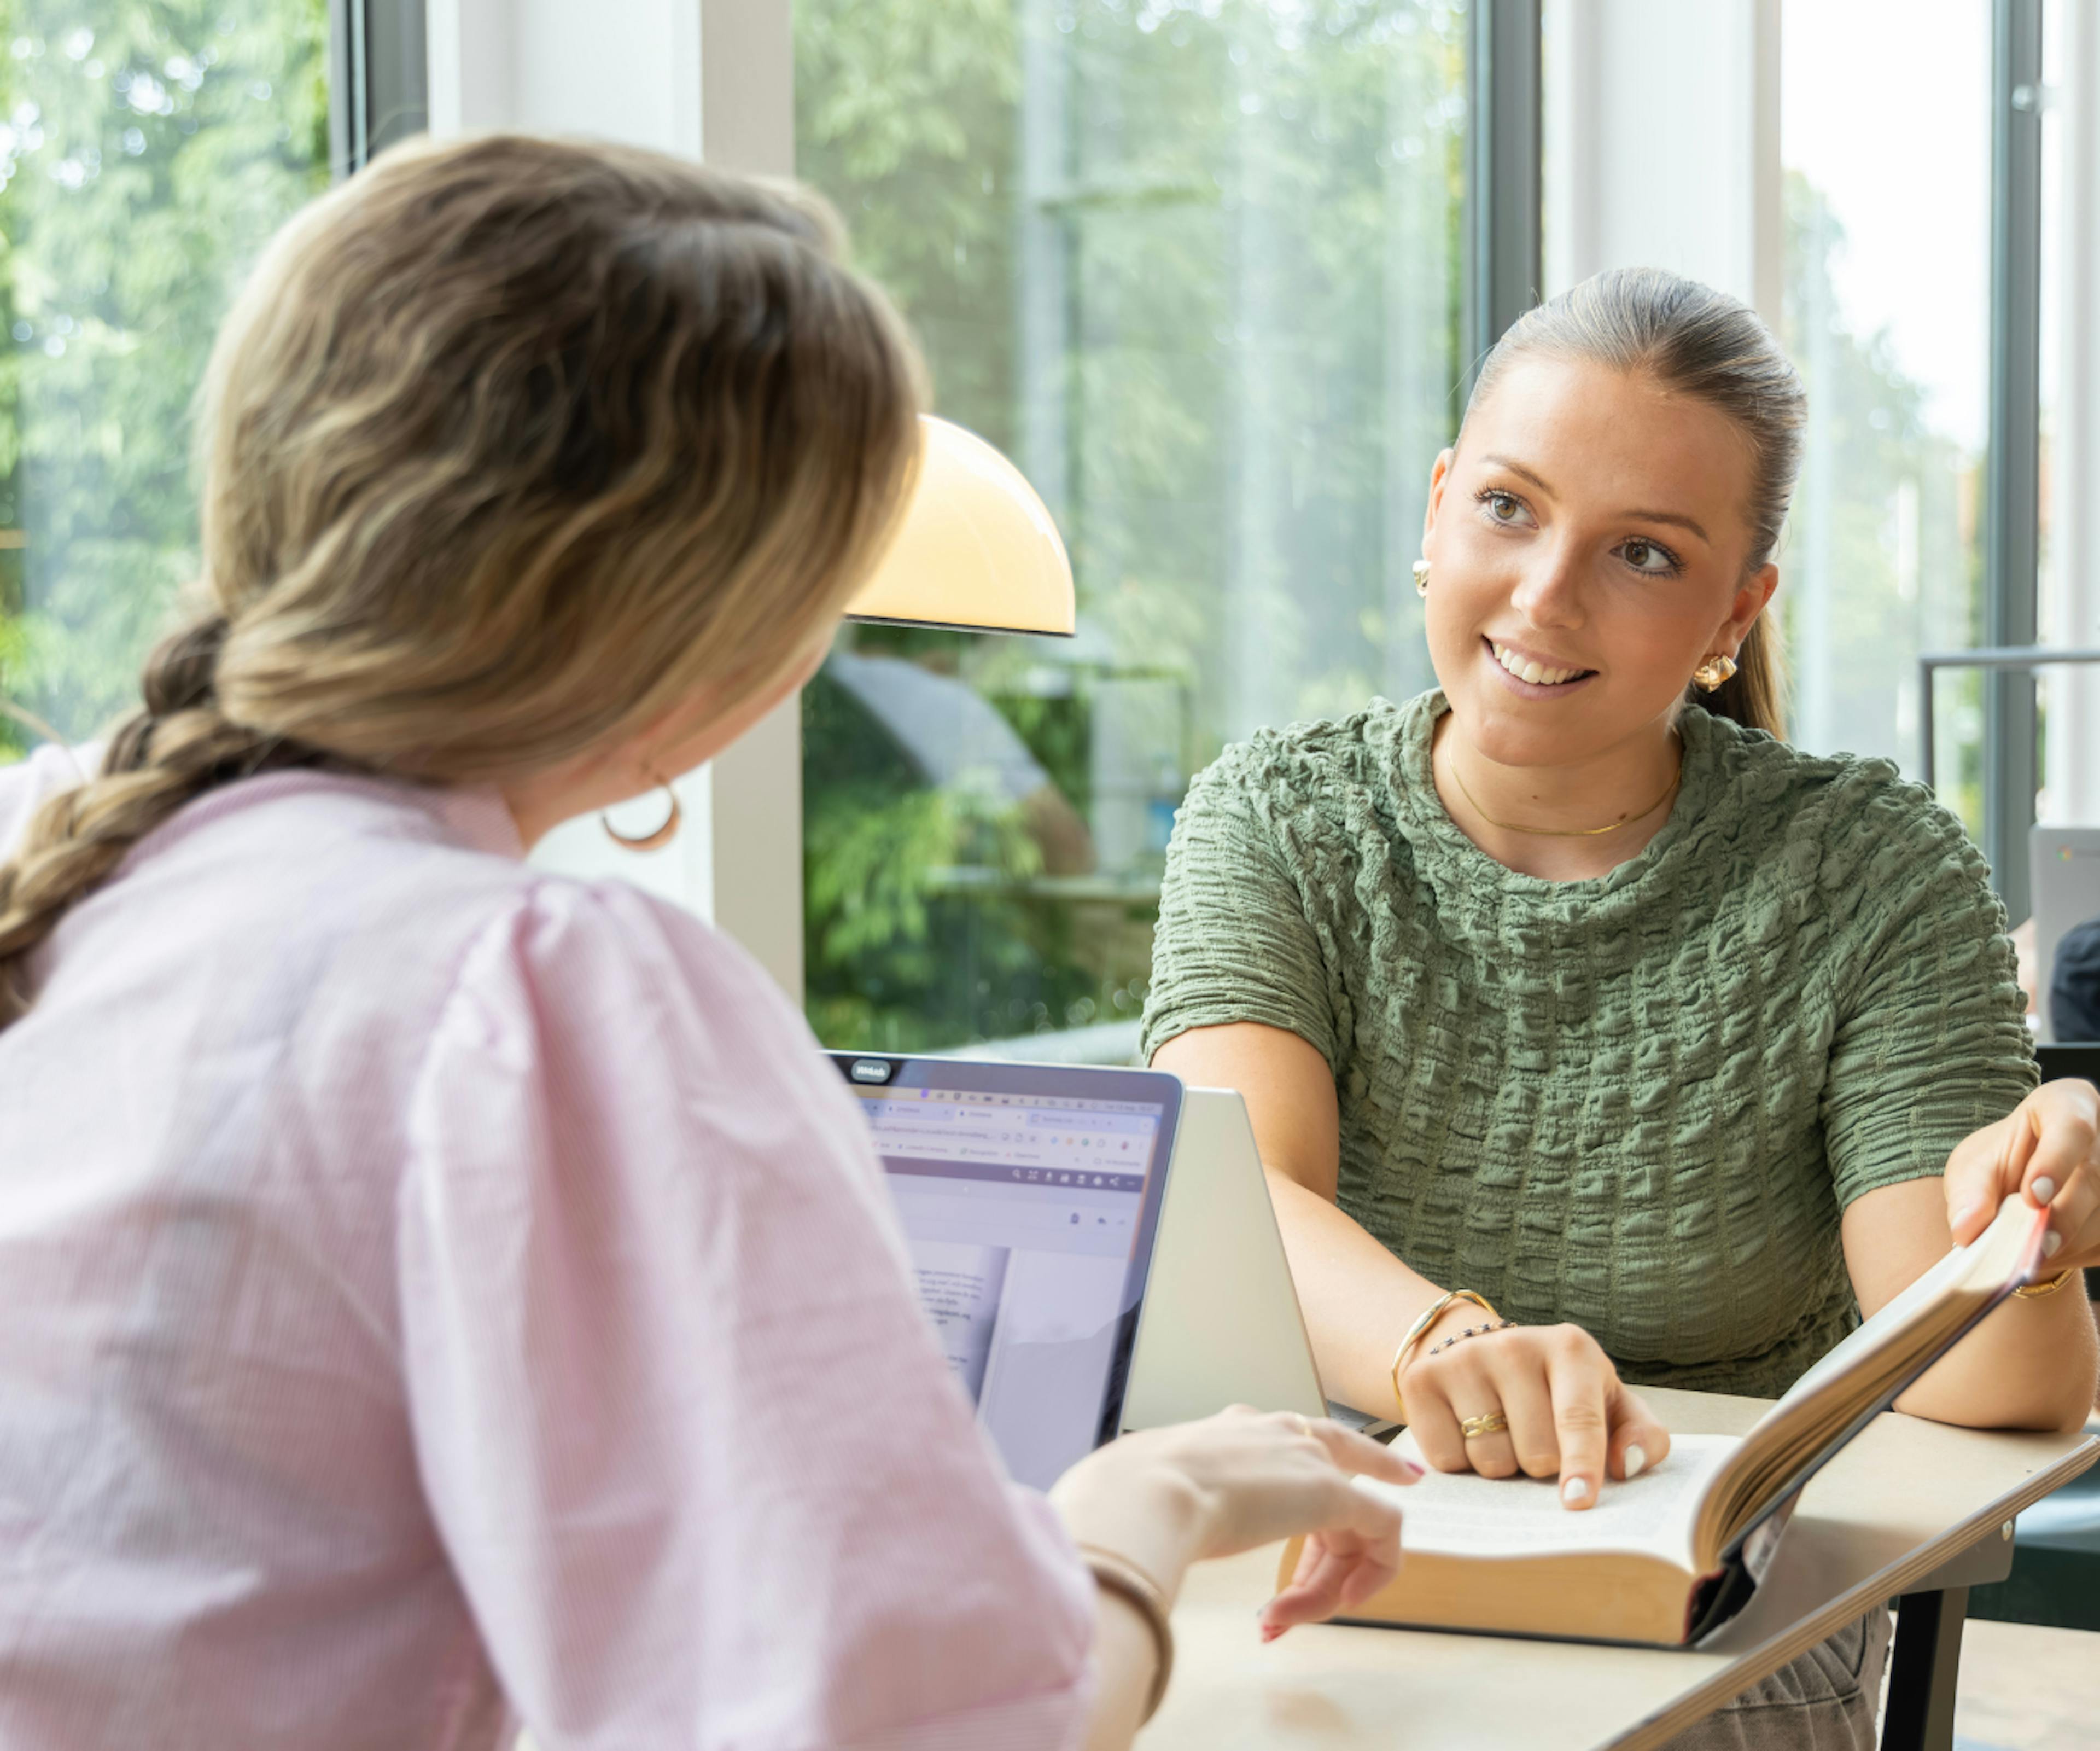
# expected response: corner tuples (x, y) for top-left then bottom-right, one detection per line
(1779, 0), (1994, 820)
(0, 1), (330, 755)
(797, 0), (1469, 1057)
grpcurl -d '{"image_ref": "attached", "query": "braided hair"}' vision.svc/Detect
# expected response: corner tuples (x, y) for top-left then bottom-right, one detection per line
(0, 619), (326, 1022)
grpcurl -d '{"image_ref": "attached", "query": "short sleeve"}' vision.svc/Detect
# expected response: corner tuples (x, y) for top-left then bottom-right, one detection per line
(1819, 790), (2037, 1209)
(1140, 739), (1344, 1072)
(396, 882), (1094, 1750)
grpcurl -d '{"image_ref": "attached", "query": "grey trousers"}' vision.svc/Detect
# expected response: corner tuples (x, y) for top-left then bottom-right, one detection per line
(1661, 1610), (1892, 1751)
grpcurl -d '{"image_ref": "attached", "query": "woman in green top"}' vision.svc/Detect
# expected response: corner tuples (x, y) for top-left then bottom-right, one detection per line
(1146, 269), (2100, 1747)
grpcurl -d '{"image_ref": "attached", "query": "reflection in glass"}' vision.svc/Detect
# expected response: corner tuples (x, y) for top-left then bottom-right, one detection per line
(0, 2), (330, 753)
(798, 0), (1468, 1055)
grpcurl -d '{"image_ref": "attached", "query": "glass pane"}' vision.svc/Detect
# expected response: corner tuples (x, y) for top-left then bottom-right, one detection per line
(0, 2), (331, 755)
(798, 0), (1468, 1057)
(1780, 0), (1992, 830)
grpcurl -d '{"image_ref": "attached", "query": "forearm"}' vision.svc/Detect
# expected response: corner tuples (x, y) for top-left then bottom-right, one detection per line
(1893, 1273), (2100, 1432)
(1265, 1167), (1468, 1416)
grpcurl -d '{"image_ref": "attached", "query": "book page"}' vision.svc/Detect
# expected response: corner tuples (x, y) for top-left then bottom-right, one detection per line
(1353, 1432), (1742, 1569)
(908, 1238), (1012, 1400)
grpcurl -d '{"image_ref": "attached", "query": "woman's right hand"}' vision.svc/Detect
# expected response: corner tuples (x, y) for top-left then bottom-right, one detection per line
(1049, 1406), (1420, 1634)
(1397, 1319), (1670, 1509)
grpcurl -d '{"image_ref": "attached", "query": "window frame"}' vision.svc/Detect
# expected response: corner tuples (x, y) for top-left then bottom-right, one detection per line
(328, 0), (428, 177)
(339, 0), (2089, 987)
(1981, 0), (2046, 920)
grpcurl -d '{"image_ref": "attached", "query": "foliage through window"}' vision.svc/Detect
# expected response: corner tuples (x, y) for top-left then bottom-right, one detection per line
(0, 0), (329, 759)
(798, 0), (1469, 1056)
(1779, 0), (1992, 829)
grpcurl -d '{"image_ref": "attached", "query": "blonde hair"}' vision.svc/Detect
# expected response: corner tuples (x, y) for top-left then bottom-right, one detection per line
(0, 133), (924, 1025)
(1464, 267), (1803, 738)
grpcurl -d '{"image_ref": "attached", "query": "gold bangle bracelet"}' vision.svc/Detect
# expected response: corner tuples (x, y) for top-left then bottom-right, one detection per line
(1390, 1289), (1500, 1421)
(1077, 1544), (1175, 1724)
(2014, 1265), (2079, 1300)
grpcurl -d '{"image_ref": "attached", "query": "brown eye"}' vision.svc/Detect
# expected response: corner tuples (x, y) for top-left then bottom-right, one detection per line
(1620, 538), (1676, 575)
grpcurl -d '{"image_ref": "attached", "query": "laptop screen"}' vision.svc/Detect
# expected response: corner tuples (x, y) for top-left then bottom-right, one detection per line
(832, 1055), (1181, 1491)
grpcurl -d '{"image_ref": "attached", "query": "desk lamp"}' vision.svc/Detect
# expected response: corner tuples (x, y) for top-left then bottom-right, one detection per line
(846, 415), (1076, 637)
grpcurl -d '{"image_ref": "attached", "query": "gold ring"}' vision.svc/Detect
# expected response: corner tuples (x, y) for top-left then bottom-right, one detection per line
(1460, 1412), (1510, 1440)
(1284, 1413), (1313, 1437)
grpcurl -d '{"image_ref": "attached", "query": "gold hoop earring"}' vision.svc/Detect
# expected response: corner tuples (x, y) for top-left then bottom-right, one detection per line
(1692, 653), (1739, 693)
(1413, 559), (1431, 598)
(602, 779), (681, 852)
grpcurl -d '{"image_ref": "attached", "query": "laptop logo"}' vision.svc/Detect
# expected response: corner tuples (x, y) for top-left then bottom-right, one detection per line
(849, 1057), (895, 1085)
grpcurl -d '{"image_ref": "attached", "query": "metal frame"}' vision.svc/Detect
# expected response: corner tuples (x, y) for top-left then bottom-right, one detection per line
(1980, 0), (2046, 919)
(1463, 0), (1543, 389)
(1919, 647), (2100, 792)
(326, 0), (430, 179)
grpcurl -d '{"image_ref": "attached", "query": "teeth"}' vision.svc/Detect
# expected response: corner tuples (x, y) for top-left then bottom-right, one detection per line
(1492, 641), (1583, 687)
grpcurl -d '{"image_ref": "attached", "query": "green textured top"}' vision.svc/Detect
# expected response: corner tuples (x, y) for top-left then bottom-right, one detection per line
(1140, 691), (2035, 1398)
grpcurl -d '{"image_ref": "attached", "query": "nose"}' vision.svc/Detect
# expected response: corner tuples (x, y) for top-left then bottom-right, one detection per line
(1508, 539), (1585, 631)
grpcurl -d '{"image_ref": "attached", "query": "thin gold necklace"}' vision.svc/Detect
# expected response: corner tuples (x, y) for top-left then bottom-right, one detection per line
(1449, 752), (1682, 838)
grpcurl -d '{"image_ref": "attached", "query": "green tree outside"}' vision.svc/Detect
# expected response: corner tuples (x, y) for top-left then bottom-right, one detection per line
(0, 0), (328, 758)
(797, 0), (1468, 1054)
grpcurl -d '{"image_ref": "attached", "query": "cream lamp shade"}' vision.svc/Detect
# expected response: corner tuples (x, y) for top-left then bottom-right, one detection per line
(845, 415), (1076, 637)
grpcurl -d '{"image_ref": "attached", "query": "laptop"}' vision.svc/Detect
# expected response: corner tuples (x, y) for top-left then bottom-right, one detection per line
(2029, 824), (2100, 1043)
(827, 1051), (1180, 1491)
(1121, 1086), (1328, 1430)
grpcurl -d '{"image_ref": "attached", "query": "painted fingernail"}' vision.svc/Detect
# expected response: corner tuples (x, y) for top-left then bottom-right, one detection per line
(1260, 1623), (1286, 1643)
(2043, 1229), (2063, 1259)
(1399, 1460), (1425, 1480)
(1562, 1476), (1592, 1505)
(1624, 1445), (1648, 1481)
(2032, 1177), (2057, 1203)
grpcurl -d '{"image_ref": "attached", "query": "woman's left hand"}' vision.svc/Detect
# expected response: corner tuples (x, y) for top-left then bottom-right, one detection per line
(1945, 1078), (2100, 1272)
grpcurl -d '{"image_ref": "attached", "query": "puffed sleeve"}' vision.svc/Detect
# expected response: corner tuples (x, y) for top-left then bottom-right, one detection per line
(1819, 785), (2037, 1209)
(395, 881), (1095, 1750)
(1140, 736), (1345, 1071)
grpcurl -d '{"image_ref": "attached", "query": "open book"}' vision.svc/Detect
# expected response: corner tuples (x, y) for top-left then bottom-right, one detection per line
(1281, 1197), (2054, 1646)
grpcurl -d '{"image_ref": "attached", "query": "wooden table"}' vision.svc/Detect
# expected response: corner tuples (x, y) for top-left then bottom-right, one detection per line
(1139, 1387), (2098, 1751)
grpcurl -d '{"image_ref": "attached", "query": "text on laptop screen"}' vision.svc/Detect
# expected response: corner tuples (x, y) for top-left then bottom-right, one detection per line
(854, 1085), (1163, 1490)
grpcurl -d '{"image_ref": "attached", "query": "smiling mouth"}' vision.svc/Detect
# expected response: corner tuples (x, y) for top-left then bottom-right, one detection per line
(1485, 637), (1595, 688)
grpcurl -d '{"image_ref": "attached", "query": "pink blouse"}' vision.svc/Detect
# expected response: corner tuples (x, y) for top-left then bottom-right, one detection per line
(0, 751), (1095, 1749)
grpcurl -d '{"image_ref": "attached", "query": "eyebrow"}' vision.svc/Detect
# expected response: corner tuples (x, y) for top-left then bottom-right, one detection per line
(1478, 453), (1713, 545)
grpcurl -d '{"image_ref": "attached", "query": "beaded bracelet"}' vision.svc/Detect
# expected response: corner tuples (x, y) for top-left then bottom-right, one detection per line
(1424, 1316), (1519, 1358)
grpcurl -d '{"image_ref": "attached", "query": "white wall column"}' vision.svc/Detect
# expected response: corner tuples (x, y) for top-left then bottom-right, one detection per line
(1543, 0), (1782, 325)
(423, 0), (806, 1000)
(2043, 0), (2100, 825)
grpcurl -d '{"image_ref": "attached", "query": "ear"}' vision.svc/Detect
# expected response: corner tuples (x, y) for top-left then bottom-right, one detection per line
(1422, 447), (1458, 544)
(1717, 561), (1779, 651)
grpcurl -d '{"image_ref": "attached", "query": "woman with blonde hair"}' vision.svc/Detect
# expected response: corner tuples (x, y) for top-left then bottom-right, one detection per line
(0, 135), (1416, 1749)
(1147, 268), (2100, 1747)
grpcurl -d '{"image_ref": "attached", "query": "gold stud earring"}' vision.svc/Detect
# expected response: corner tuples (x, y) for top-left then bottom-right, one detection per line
(1413, 559), (1431, 597)
(602, 776), (681, 852)
(1692, 653), (1739, 693)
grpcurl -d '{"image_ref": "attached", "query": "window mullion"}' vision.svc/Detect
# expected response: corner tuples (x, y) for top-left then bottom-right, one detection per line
(1983, 0), (2044, 919)
(1465, 0), (1543, 391)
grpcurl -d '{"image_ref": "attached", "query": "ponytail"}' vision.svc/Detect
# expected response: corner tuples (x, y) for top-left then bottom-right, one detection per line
(0, 615), (318, 1025)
